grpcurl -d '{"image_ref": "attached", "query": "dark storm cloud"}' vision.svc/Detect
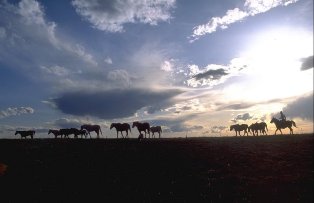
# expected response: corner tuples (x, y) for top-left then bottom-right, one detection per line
(193, 69), (228, 80)
(300, 55), (313, 71)
(54, 88), (182, 119)
(283, 93), (313, 121)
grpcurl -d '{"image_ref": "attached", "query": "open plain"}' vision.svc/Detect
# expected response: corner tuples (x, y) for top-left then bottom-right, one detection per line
(0, 134), (313, 202)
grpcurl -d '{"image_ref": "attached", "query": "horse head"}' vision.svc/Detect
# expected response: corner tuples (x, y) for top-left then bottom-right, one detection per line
(110, 123), (115, 130)
(48, 130), (52, 134)
(230, 125), (234, 131)
(14, 131), (18, 135)
(270, 117), (276, 123)
(132, 121), (139, 128)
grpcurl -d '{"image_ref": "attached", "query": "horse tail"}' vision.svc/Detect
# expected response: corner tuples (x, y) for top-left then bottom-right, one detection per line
(265, 123), (268, 131)
(160, 128), (162, 133)
(129, 126), (132, 133)
(292, 121), (297, 128)
(99, 126), (103, 135)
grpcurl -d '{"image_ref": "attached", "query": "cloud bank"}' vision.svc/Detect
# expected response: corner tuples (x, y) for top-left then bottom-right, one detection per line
(72, 0), (176, 32)
(283, 93), (313, 121)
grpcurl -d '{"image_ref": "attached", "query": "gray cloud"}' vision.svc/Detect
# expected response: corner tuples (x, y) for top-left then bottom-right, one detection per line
(231, 113), (253, 123)
(53, 88), (182, 119)
(283, 93), (313, 121)
(216, 103), (254, 111)
(301, 56), (313, 71)
(71, 0), (176, 32)
(0, 107), (34, 119)
(193, 68), (228, 80)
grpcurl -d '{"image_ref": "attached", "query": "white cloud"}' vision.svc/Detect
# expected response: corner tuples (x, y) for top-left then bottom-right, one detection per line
(160, 60), (173, 72)
(104, 57), (113, 64)
(40, 65), (69, 76)
(71, 0), (176, 32)
(191, 0), (299, 41)
(0, 107), (34, 119)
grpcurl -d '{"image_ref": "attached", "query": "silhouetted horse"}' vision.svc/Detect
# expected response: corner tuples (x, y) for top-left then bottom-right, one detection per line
(81, 124), (102, 138)
(248, 122), (268, 136)
(48, 129), (62, 138)
(230, 124), (248, 136)
(150, 126), (162, 138)
(110, 123), (131, 138)
(59, 128), (75, 138)
(71, 128), (88, 138)
(132, 121), (150, 138)
(15, 130), (35, 139)
(270, 117), (297, 135)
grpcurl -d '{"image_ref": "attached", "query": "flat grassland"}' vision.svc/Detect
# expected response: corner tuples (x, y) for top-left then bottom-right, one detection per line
(0, 134), (313, 202)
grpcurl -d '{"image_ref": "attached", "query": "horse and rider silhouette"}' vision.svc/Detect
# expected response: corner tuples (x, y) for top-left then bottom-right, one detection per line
(270, 111), (297, 135)
(230, 111), (297, 136)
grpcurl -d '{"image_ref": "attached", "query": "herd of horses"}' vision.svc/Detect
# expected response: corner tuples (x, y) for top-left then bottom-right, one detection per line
(14, 117), (297, 139)
(14, 122), (163, 139)
(230, 117), (297, 136)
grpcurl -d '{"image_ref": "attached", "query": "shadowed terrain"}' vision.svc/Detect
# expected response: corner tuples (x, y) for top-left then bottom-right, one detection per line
(0, 134), (313, 202)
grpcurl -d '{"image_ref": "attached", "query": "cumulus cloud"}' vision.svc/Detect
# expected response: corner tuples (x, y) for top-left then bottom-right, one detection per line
(71, 0), (176, 32)
(0, 107), (34, 119)
(283, 93), (313, 121)
(300, 55), (313, 71)
(191, 0), (298, 41)
(211, 126), (228, 133)
(231, 113), (254, 123)
(53, 88), (183, 119)
(160, 60), (173, 72)
(185, 61), (246, 88)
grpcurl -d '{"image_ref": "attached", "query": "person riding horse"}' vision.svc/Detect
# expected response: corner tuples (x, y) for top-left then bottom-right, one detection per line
(280, 111), (286, 121)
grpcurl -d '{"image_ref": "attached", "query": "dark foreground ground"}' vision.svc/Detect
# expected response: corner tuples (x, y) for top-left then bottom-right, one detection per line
(0, 134), (313, 202)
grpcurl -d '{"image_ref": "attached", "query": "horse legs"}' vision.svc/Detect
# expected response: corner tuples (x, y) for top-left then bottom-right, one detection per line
(289, 127), (293, 135)
(158, 132), (161, 138)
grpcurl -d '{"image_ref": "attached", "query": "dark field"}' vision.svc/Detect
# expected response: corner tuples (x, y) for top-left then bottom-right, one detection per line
(0, 135), (313, 202)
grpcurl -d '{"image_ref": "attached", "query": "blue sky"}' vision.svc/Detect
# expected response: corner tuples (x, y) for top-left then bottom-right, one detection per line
(0, 0), (313, 138)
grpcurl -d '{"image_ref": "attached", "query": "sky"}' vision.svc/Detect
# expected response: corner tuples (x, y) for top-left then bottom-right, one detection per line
(0, 0), (313, 138)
